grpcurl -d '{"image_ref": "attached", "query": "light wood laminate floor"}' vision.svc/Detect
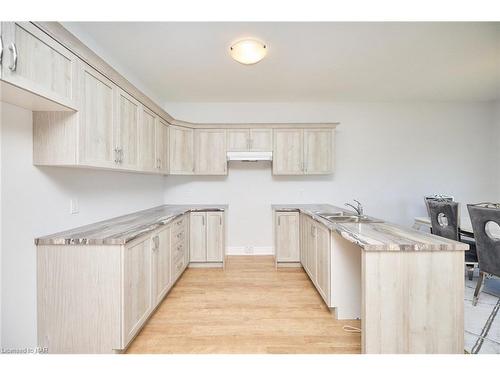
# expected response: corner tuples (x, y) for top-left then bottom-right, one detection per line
(126, 256), (361, 354)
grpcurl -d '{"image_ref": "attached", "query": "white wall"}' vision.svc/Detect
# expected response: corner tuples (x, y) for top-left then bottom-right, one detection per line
(164, 101), (500, 253)
(0, 102), (165, 349)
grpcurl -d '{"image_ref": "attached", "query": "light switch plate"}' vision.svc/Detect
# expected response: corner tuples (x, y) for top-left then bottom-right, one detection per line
(70, 198), (79, 214)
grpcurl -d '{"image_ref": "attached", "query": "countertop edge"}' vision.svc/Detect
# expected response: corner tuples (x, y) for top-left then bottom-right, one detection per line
(35, 205), (227, 246)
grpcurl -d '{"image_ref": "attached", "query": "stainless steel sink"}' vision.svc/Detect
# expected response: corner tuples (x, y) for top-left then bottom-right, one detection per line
(315, 212), (384, 224)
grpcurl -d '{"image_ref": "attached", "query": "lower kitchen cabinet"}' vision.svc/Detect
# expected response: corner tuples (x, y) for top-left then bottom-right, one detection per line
(275, 211), (300, 263)
(152, 228), (171, 306)
(122, 236), (153, 347)
(300, 214), (330, 306)
(36, 213), (191, 353)
(315, 224), (331, 303)
(190, 211), (225, 263)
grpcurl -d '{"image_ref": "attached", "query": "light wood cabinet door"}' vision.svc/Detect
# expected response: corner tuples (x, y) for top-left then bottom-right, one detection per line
(169, 126), (194, 174)
(155, 118), (169, 174)
(273, 129), (303, 175)
(206, 212), (224, 262)
(315, 223), (330, 303)
(195, 129), (227, 175)
(189, 212), (207, 262)
(250, 129), (272, 151)
(307, 218), (317, 282)
(275, 212), (300, 262)
(152, 228), (171, 305)
(227, 129), (250, 151)
(1, 22), (77, 109)
(115, 89), (140, 170)
(138, 107), (157, 172)
(78, 62), (116, 168)
(122, 237), (152, 348)
(304, 129), (333, 174)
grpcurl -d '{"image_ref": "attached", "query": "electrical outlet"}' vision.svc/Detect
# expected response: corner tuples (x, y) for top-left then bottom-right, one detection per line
(70, 199), (79, 214)
(244, 246), (253, 254)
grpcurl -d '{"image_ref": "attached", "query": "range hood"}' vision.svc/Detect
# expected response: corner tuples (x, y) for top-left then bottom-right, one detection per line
(227, 151), (273, 161)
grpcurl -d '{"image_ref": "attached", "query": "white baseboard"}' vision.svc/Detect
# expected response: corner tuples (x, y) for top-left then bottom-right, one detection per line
(226, 246), (274, 255)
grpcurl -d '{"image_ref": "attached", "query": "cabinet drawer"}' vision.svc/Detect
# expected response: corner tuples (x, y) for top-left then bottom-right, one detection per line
(172, 229), (186, 243)
(172, 215), (186, 229)
(172, 256), (185, 279)
(172, 240), (186, 263)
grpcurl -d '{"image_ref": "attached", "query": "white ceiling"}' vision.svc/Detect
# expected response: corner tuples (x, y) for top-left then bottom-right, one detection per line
(63, 22), (500, 103)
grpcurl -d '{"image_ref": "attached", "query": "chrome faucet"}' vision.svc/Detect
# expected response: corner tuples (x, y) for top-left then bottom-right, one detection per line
(345, 199), (364, 216)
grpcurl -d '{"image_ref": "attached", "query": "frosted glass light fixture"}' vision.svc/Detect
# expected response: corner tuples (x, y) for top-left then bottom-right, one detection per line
(229, 39), (267, 65)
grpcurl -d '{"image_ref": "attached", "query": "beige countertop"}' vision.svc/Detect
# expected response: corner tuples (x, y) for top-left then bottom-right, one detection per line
(273, 204), (469, 252)
(35, 205), (227, 246)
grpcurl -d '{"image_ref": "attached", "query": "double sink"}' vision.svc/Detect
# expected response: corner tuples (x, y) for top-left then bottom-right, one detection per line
(314, 211), (384, 224)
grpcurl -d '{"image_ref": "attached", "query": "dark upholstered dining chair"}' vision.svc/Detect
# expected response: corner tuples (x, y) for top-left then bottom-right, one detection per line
(427, 200), (478, 280)
(467, 203), (500, 306)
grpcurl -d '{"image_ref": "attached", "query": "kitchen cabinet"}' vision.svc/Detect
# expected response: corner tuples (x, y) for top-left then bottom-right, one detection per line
(304, 129), (333, 174)
(155, 118), (169, 174)
(189, 212), (207, 262)
(122, 236), (152, 348)
(206, 211), (225, 261)
(0, 22), (77, 109)
(139, 107), (157, 172)
(273, 128), (334, 175)
(169, 125), (194, 174)
(275, 211), (300, 262)
(315, 224), (330, 303)
(78, 62), (117, 168)
(151, 227), (171, 306)
(195, 129), (227, 175)
(299, 214), (330, 305)
(115, 88), (140, 170)
(227, 129), (249, 151)
(227, 128), (272, 151)
(189, 211), (225, 263)
(273, 129), (304, 175)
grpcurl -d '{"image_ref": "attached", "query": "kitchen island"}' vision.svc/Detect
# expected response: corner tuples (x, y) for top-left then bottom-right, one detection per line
(273, 204), (468, 354)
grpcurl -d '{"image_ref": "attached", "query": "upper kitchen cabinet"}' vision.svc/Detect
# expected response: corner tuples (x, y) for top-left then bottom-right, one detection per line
(78, 62), (117, 168)
(250, 129), (272, 151)
(115, 88), (140, 170)
(227, 128), (272, 151)
(304, 129), (334, 174)
(195, 129), (227, 175)
(169, 126), (194, 174)
(155, 118), (169, 174)
(138, 106), (157, 172)
(273, 129), (304, 175)
(0, 22), (77, 110)
(273, 128), (334, 175)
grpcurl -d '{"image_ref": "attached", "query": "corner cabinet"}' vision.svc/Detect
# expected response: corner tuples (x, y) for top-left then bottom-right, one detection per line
(194, 129), (227, 175)
(169, 125), (194, 174)
(273, 128), (334, 175)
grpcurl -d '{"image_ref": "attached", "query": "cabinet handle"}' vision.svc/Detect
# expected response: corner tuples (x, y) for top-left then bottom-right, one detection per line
(8, 43), (17, 71)
(219, 215), (222, 225)
(114, 147), (119, 164)
(152, 236), (159, 250)
(0, 36), (3, 65)
(278, 216), (281, 226)
(202, 215), (205, 226)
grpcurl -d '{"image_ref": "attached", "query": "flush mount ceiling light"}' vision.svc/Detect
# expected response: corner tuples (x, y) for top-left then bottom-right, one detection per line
(229, 39), (267, 65)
